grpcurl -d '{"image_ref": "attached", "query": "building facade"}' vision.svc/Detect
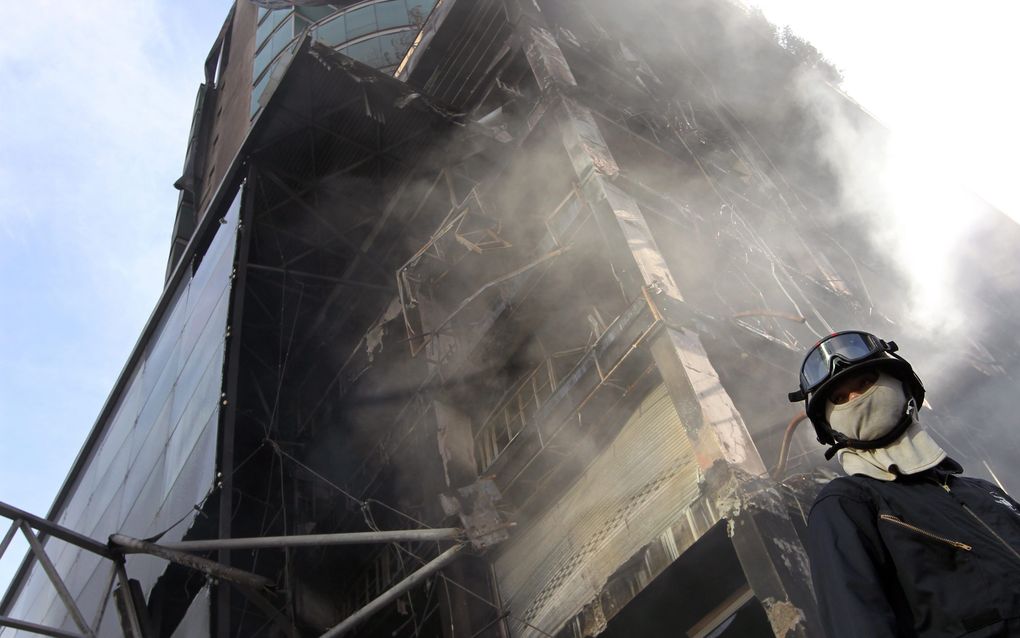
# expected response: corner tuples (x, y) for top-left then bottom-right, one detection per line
(4, 1), (1019, 637)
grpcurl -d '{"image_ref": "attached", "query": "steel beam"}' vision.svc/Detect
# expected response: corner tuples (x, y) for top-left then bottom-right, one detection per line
(0, 615), (84, 638)
(262, 169), (393, 281)
(248, 95), (363, 158)
(160, 527), (462, 552)
(0, 517), (18, 561)
(319, 544), (466, 638)
(232, 584), (299, 638)
(0, 501), (112, 559)
(19, 522), (96, 638)
(113, 562), (147, 638)
(246, 263), (393, 292)
(216, 161), (258, 636)
(277, 103), (409, 168)
(109, 535), (274, 591)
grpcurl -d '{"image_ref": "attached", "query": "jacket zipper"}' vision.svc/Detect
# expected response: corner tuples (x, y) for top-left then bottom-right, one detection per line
(879, 514), (973, 551)
(938, 479), (1020, 562)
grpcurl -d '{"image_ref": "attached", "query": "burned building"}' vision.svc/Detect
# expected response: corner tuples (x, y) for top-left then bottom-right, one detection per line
(4, 1), (1019, 637)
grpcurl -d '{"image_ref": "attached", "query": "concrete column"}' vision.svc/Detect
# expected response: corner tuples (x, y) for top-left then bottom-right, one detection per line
(520, 22), (820, 637)
(417, 295), (506, 638)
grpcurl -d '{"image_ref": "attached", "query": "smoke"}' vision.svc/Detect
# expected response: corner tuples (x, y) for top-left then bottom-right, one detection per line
(792, 68), (979, 337)
(769, 12), (1020, 490)
(274, 0), (1020, 602)
(534, 0), (1020, 490)
(183, 1), (1020, 633)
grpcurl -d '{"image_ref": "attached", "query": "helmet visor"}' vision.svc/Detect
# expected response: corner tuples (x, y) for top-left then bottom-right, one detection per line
(800, 332), (886, 393)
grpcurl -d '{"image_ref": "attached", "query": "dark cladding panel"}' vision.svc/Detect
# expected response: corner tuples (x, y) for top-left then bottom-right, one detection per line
(2, 194), (242, 636)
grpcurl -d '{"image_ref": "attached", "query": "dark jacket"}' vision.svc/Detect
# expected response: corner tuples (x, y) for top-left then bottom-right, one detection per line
(807, 461), (1020, 637)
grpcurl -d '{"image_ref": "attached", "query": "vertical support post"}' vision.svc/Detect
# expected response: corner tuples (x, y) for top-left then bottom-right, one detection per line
(417, 298), (506, 638)
(114, 561), (147, 638)
(439, 414), (512, 638)
(18, 521), (96, 638)
(216, 161), (258, 637)
(519, 21), (821, 637)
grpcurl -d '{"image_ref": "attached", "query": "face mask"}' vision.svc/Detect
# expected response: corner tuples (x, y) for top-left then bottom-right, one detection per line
(825, 372), (907, 441)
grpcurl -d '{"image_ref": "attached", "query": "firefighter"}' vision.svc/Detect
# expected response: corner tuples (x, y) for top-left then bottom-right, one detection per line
(788, 331), (1020, 637)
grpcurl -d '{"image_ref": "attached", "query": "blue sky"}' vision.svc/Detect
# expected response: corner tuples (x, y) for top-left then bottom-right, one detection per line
(1, 0), (1017, 595)
(0, 0), (231, 592)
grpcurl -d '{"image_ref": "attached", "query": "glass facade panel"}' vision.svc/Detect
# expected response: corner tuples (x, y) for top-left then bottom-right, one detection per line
(181, 246), (231, 361)
(139, 282), (186, 399)
(89, 483), (126, 541)
(345, 5), (377, 39)
(49, 538), (78, 580)
(253, 42), (273, 83)
(3, 191), (242, 635)
(315, 14), (347, 47)
(251, 59), (278, 116)
(160, 418), (218, 533)
(256, 9), (291, 46)
(72, 562), (115, 630)
(343, 37), (384, 68)
(376, 0), (409, 30)
(121, 452), (166, 538)
(296, 5), (337, 22)
(378, 30), (415, 68)
(164, 353), (221, 499)
(253, 1), (438, 116)
(170, 336), (218, 431)
(19, 572), (53, 630)
(254, 15), (296, 83)
(37, 551), (101, 629)
(122, 554), (166, 609)
(407, 0), (435, 24)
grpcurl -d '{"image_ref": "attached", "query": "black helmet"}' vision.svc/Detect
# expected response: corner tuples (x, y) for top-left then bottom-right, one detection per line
(788, 331), (925, 456)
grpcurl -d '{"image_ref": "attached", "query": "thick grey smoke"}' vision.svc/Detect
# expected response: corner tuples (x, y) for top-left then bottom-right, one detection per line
(792, 66), (978, 336)
(235, 1), (1020, 633)
(776, 20), (1020, 491)
(549, 0), (1020, 490)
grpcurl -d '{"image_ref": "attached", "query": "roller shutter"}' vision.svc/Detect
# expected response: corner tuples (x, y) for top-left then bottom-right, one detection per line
(494, 384), (702, 636)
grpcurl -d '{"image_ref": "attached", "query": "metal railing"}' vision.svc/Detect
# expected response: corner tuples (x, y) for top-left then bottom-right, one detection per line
(474, 363), (556, 471)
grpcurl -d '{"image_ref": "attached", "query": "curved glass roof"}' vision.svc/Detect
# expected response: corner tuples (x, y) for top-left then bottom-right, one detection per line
(252, 1), (437, 116)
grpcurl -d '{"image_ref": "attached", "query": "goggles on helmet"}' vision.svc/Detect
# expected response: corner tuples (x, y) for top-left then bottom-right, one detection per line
(788, 331), (897, 402)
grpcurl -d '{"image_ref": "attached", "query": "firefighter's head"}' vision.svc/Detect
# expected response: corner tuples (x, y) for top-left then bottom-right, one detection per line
(788, 331), (925, 459)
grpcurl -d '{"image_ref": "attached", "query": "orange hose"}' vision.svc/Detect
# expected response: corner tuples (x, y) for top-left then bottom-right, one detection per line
(773, 411), (808, 481)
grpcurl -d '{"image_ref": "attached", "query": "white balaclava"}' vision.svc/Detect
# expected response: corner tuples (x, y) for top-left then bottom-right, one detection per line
(824, 371), (945, 480)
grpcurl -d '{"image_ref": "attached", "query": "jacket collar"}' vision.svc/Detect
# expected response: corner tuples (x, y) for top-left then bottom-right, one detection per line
(898, 457), (963, 484)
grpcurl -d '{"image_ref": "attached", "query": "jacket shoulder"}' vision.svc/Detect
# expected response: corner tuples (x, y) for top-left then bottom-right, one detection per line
(810, 475), (879, 514)
(953, 475), (1000, 492)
